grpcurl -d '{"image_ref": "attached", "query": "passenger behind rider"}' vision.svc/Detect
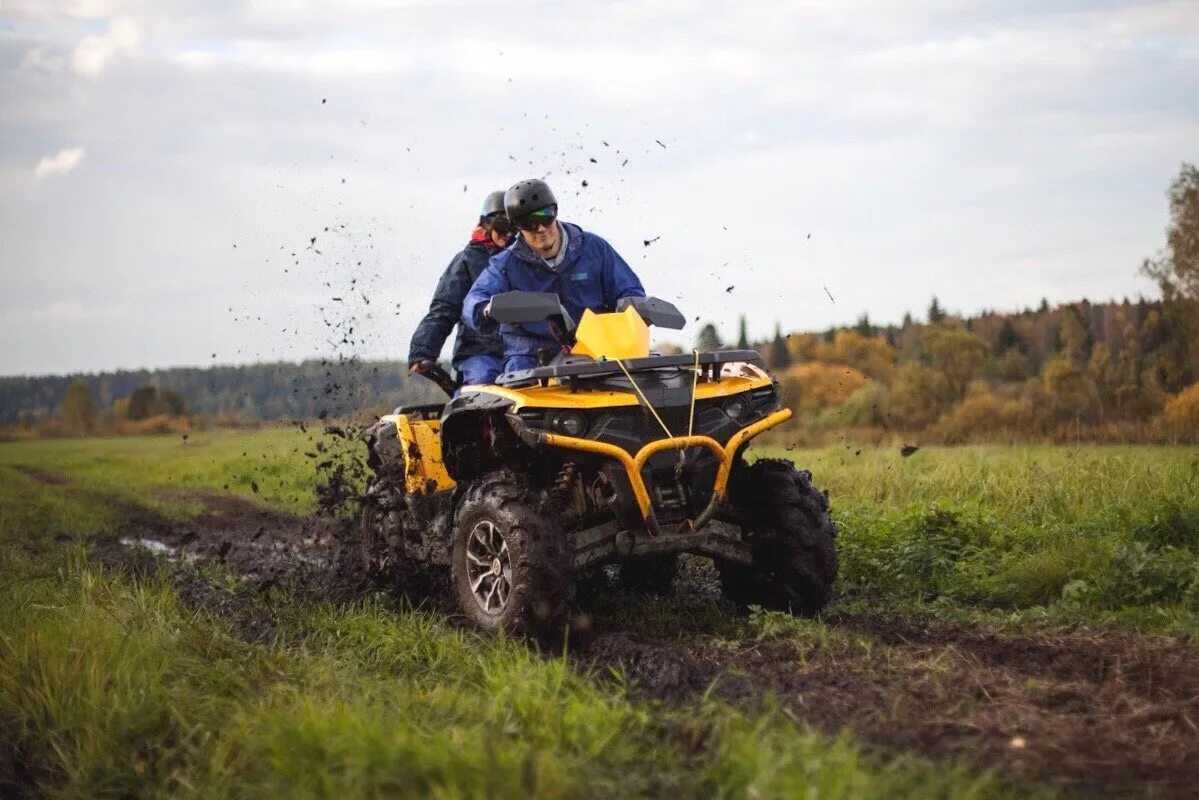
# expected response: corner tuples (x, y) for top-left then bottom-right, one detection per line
(462, 178), (645, 374)
(408, 191), (514, 388)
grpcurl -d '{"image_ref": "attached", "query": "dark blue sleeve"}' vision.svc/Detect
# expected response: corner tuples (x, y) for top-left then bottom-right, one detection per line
(462, 255), (510, 334)
(408, 252), (474, 363)
(600, 238), (645, 306)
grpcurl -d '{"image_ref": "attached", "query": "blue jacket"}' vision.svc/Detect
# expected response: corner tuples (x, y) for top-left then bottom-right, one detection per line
(408, 240), (504, 368)
(463, 222), (645, 368)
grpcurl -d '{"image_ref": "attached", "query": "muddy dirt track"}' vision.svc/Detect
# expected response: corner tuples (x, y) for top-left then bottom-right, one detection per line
(82, 487), (1199, 798)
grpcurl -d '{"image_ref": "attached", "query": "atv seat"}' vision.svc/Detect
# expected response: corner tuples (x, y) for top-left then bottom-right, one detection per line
(392, 403), (445, 420)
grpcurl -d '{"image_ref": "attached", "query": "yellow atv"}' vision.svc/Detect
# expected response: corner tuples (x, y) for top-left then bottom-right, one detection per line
(358, 292), (837, 634)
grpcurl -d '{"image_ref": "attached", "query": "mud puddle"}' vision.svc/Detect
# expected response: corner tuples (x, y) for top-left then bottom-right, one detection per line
(83, 492), (1198, 797)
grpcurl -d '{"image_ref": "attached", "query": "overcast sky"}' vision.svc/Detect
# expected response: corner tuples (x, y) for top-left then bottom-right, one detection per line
(2, 0), (1196, 376)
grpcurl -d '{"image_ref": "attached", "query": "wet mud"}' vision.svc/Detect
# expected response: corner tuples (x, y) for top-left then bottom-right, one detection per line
(582, 606), (1199, 797)
(81, 491), (1199, 798)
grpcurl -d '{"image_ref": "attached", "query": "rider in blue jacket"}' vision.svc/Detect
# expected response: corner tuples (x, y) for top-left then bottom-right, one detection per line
(462, 179), (645, 373)
(408, 191), (512, 387)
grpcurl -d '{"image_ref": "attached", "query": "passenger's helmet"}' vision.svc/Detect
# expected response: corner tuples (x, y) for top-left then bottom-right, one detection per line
(504, 179), (557, 224)
(480, 190), (506, 220)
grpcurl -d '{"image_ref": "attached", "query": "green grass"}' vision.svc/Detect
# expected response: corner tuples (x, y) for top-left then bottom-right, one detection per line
(0, 429), (327, 516)
(0, 433), (1035, 799)
(758, 444), (1199, 635)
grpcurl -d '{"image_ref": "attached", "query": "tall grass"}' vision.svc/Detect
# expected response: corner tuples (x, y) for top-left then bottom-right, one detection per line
(761, 445), (1199, 633)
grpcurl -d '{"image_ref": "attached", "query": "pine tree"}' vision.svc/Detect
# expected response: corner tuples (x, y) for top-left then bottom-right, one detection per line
(769, 324), (792, 369)
(996, 319), (1022, 354)
(736, 315), (749, 349)
(855, 313), (873, 338)
(927, 296), (946, 324)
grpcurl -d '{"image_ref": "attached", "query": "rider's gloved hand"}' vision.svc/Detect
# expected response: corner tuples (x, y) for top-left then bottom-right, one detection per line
(409, 359), (436, 376)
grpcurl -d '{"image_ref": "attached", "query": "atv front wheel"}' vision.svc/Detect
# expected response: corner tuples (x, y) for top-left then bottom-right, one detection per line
(720, 458), (838, 615)
(451, 471), (573, 636)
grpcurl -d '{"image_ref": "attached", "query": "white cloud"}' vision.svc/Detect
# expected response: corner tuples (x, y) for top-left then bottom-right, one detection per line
(71, 17), (140, 78)
(34, 147), (86, 179)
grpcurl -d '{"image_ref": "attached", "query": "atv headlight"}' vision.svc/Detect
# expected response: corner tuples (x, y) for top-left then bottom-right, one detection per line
(723, 397), (747, 421)
(550, 411), (588, 437)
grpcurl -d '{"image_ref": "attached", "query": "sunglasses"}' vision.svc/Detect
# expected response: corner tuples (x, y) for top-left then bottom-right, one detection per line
(514, 205), (557, 232)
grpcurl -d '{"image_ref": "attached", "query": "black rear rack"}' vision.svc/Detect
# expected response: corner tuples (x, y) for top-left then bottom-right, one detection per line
(393, 403), (445, 420)
(496, 349), (763, 388)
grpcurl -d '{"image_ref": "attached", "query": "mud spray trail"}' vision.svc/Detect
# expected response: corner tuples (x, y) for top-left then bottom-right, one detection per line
(87, 489), (1199, 799)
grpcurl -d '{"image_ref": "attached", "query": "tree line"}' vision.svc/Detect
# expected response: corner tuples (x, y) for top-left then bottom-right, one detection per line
(1, 358), (442, 435)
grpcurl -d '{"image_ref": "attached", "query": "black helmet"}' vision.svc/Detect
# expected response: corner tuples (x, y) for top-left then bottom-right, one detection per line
(480, 190), (506, 220)
(504, 178), (557, 222)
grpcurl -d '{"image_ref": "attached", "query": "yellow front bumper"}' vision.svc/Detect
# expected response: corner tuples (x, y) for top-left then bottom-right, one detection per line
(540, 408), (792, 526)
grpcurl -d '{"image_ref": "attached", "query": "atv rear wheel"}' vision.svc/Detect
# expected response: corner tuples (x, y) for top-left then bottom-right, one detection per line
(451, 471), (573, 636)
(719, 458), (838, 615)
(335, 472), (402, 588)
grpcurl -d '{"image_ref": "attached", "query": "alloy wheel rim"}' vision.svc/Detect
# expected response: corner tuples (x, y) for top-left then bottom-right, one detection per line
(465, 520), (511, 615)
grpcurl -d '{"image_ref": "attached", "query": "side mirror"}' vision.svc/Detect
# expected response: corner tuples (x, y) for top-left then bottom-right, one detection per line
(617, 296), (686, 330)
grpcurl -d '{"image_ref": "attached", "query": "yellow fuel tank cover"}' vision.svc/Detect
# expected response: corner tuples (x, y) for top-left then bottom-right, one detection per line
(571, 306), (650, 362)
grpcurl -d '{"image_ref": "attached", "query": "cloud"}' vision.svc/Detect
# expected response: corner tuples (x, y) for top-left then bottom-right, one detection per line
(71, 17), (140, 78)
(34, 147), (86, 179)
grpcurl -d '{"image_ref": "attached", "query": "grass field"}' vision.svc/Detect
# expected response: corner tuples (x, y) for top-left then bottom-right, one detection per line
(2, 430), (1197, 798)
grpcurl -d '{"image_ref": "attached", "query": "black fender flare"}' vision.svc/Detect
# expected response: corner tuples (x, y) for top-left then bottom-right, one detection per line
(439, 392), (522, 482)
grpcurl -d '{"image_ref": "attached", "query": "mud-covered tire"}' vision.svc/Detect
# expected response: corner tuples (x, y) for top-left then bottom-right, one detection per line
(620, 555), (679, 596)
(451, 471), (573, 636)
(719, 458), (838, 615)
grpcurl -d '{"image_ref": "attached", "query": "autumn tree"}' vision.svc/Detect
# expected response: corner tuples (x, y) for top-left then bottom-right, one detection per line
(1058, 306), (1090, 365)
(126, 386), (159, 420)
(886, 363), (954, 428)
(60, 380), (96, 435)
(1140, 163), (1199, 391)
(1142, 162), (1199, 301)
(123, 385), (187, 420)
(994, 347), (1031, 381)
(1043, 357), (1098, 424)
(816, 330), (895, 379)
(921, 325), (990, 400)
